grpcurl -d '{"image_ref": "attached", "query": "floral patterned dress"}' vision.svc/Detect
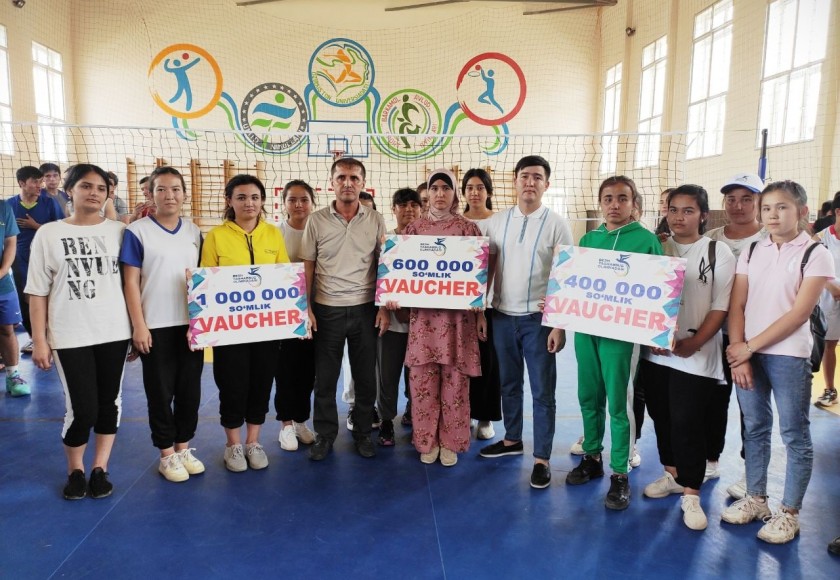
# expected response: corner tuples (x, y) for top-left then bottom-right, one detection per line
(404, 215), (482, 454)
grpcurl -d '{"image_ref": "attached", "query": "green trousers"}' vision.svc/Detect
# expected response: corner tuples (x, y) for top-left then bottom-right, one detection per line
(574, 332), (634, 474)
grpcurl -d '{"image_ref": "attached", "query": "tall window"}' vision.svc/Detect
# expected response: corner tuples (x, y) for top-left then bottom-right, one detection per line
(600, 63), (622, 175)
(636, 36), (667, 169)
(687, 0), (733, 159)
(32, 41), (67, 162)
(758, 0), (830, 146)
(0, 25), (12, 156)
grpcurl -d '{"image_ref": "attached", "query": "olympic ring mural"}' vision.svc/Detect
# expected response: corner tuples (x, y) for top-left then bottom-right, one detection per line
(148, 40), (527, 157)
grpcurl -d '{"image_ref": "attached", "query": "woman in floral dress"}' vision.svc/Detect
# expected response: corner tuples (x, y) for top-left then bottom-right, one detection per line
(401, 168), (486, 466)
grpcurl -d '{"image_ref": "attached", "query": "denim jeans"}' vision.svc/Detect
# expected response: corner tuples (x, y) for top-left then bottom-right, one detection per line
(736, 353), (813, 510)
(492, 311), (557, 460)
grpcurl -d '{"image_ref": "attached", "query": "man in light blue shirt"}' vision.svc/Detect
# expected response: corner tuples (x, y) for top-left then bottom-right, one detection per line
(478, 155), (572, 489)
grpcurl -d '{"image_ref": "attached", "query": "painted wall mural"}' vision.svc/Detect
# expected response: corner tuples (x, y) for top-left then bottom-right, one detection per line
(147, 38), (527, 159)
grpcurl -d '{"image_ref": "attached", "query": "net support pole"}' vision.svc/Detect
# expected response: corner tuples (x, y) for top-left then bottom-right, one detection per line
(758, 128), (768, 180)
(190, 158), (201, 222)
(126, 158), (138, 212)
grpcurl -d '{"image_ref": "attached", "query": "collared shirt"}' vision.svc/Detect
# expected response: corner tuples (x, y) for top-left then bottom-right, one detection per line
(300, 201), (386, 307)
(737, 230), (834, 358)
(483, 204), (573, 315)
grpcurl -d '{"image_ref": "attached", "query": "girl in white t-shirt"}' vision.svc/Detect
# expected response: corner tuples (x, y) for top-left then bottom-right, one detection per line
(274, 180), (317, 452)
(26, 164), (131, 501)
(637, 185), (735, 531)
(120, 167), (204, 483)
(723, 180), (834, 544)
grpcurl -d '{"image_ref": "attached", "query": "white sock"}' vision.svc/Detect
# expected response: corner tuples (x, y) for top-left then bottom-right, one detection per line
(6, 365), (19, 376)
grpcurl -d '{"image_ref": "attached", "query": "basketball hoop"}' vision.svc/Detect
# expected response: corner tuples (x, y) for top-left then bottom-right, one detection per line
(330, 148), (345, 161)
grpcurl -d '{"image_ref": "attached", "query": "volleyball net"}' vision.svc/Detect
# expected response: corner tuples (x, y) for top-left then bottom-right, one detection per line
(2, 122), (692, 231)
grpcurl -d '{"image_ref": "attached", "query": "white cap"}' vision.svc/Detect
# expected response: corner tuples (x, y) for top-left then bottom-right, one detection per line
(720, 173), (764, 194)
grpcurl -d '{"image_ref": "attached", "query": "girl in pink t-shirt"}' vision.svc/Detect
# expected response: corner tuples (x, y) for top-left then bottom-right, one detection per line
(723, 180), (834, 544)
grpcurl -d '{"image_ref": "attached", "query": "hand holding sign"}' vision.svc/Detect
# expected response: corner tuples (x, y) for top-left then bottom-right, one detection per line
(376, 234), (489, 310)
(542, 245), (685, 349)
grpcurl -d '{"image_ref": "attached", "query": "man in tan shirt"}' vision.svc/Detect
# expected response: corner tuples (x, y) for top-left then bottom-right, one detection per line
(300, 157), (389, 460)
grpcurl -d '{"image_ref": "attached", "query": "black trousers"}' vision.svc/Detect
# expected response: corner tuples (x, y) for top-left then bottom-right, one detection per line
(469, 313), (502, 421)
(12, 260), (31, 336)
(213, 340), (279, 429)
(312, 302), (377, 442)
(639, 359), (721, 490)
(140, 326), (204, 449)
(376, 330), (408, 422)
(54, 340), (130, 447)
(274, 336), (315, 423)
(632, 362), (646, 439)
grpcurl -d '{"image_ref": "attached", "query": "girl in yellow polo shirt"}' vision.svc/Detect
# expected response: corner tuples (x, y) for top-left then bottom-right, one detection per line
(201, 174), (289, 472)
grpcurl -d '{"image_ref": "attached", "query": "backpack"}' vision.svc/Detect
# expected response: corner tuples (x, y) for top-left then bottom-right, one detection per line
(747, 241), (827, 372)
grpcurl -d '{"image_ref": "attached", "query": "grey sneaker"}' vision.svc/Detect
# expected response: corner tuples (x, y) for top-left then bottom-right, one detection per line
(721, 496), (771, 525)
(224, 444), (247, 472)
(757, 511), (800, 544)
(246, 443), (268, 470)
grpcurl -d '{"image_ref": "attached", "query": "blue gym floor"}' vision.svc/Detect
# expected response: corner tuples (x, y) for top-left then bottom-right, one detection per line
(2, 335), (839, 579)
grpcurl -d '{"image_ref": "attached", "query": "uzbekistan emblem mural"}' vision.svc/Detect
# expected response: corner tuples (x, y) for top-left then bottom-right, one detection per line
(148, 39), (527, 159)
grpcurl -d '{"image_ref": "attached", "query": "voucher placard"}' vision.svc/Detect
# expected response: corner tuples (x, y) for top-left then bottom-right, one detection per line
(375, 234), (489, 310)
(187, 263), (309, 348)
(542, 245), (686, 348)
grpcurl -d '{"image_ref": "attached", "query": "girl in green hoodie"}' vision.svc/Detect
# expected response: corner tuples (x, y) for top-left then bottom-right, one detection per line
(565, 176), (662, 510)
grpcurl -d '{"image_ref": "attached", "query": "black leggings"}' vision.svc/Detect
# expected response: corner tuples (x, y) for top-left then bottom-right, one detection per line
(54, 340), (130, 447)
(274, 337), (315, 423)
(639, 359), (723, 490)
(140, 326), (204, 449)
(213, 341), (279, 429)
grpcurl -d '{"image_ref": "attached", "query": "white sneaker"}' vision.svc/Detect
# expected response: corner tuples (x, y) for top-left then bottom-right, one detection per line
(279, 425), (298, 451)
(681, 495), (708, 530)
(159, 453), (189, 482)
(476, 421), (495, 440)
(644, 471), (684, 498)
(177, 448), (205, 475)
(629, 445), (641, 468)
(721, 495), (771, 525)
(224, 444), (247, 472)
(294, 421), (316, 444)
(420, 446), (440, 464)
(570, 436), (585, 456)
(757, 511), (800, 544)
(440, 447), (458, 467)
(246, 443), (269, 470)
(727, 476), (748, 500)
(703, 460), (720, 482)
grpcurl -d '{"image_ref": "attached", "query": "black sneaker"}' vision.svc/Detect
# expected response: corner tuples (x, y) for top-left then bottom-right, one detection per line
(829, 536), (840, 556)
(309, 435), (333, 461)
(479, 440), (524, 458)
(530, 463), (551, 489)
(566, 454), (604, 485)
(355, 435), (376, 458)
(378, 419), (395, 446)
(88, 467), (113, 499)
(816, 388), (838, 407)
(372, 407), (382, 430)
(605, 474), (631, 510)
(63, 469), (86, 500)
(401, 401), (412, 426)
